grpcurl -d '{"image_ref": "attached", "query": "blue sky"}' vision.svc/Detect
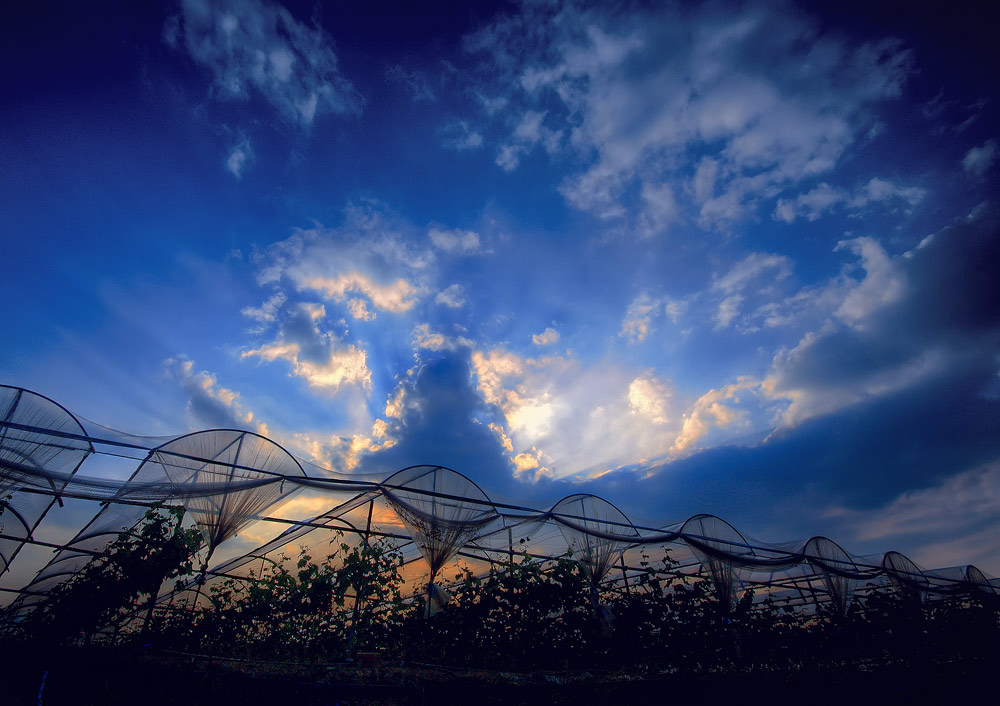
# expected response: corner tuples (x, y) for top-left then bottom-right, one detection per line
(2, 0), (998, 571)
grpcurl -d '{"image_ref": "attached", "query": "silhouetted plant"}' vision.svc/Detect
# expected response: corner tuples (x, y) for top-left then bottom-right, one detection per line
(10, 504), (201, 646)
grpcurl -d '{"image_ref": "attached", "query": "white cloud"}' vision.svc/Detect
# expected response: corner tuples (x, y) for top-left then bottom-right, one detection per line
(243, 339), (370, 394)
(627, 372), (672, 425)
(171, 0), (360, 125)
(165, 356), (266, 434)
(962, 139), (997, 176)
(773, 183), (842, 222)
(241, 302), (371, 395)
(774, 177), (925, 223)
(467, 2), (913, 233)
(714, 294), (743, 329)
(241, 291), (286, 324)
(471, 348), (685, 477)
(713, 252), (792, 294)
(302, 272), (421, 313)
(428, 227), (481, 254)
(671, 380), (756, 454)
(225, 137), (254, 178)
(255, 206), (431, 321)
(851, 177), (926, 208)
(495, 110), (561, 171)
(346, 298), (375, 321)
(435, 283), (466, 308)
(412, 323), (473, 352)
(833, 237), (905, 327)
(531, 327), (559, 345)
(620, 293), (660, 342)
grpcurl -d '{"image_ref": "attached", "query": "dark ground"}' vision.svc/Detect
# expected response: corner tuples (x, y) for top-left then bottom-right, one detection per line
(1, 646), (996, 706)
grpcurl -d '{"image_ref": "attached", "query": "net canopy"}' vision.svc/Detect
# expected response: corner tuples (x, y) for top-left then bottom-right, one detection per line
(803, 536), (880, 615)
(381, 466), (499, 611)
(551, 494), (639, 585)
(0, 386), (92, 575)
(1, 385), (996, 620)
(680, 514), (753, 611)
(142, 430), (305, 558)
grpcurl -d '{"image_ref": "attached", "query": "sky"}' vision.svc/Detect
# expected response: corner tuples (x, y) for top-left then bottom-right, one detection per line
(1, 0), (998, 573)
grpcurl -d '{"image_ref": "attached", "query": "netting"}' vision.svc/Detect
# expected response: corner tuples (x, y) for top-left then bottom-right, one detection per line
(0, 387), (92, 575)
(803, 536), (880, 615)
(381, 466), (500, 613)
(1, 384), (997, 620)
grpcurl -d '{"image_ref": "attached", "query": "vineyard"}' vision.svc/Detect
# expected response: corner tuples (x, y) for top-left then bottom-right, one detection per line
(2, 384), (999, 701)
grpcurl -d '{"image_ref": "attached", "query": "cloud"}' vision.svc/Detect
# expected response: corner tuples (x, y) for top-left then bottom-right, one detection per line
(671, 379), (757, 455)
(170, 0), (360, 125)
(301, 272), (421, 313)
(439, 120), (484, 151)
(962, 139), (997, 176)
(558, 357), (1000, 562)
(428, 227), (482, 254)
(345, 353), (518, 490)
(435, 283), (466, 308)
(412, 323), (474, 352)
(225, 136), (254, 178)
(531, 327), (559, 345)
(840, 461), (1000, 543)
(766, 203), (1000, 426)
(471, 348), (691, 478)
(466, 1), (913, 233)
(713, 252), (792, 295)
(714, 294), (743, 330)
(240, 291), (286, 325)
(254, 203), (431, 319)
(627, 372), (671, 425)
(241, 302), (371, 394)
(832, 237), (906, 327)
(494, 110), (561, 171)
(773, 177), (926, 223)
(620, 293), (661, 342)
(164, 356), (262, 432)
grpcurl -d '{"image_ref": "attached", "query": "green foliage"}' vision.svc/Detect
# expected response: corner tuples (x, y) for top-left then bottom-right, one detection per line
(389, 553), (599, 669)
(165, 535), (406, 659)
(14, 504), (202, 645)
(8, 526), (999, 678)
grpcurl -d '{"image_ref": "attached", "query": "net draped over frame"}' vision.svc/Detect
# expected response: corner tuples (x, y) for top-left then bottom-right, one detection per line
(145, 430), (306, 563)
(381, 466), (499, 613)
(0, 386), (92, 575)
(1, 384), (998, 619)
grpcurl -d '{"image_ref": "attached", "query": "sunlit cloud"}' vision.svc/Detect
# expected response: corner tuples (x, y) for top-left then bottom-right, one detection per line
(531, 327), (559, 346)
(241, 302), (372, 395)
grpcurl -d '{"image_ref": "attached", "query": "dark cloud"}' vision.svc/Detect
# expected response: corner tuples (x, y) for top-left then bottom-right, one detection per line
(279, 303), (332, 363)
(355, 352), (518, 493)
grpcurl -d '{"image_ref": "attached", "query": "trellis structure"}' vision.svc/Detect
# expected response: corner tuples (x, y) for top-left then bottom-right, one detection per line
(1, 384), (997, 624)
